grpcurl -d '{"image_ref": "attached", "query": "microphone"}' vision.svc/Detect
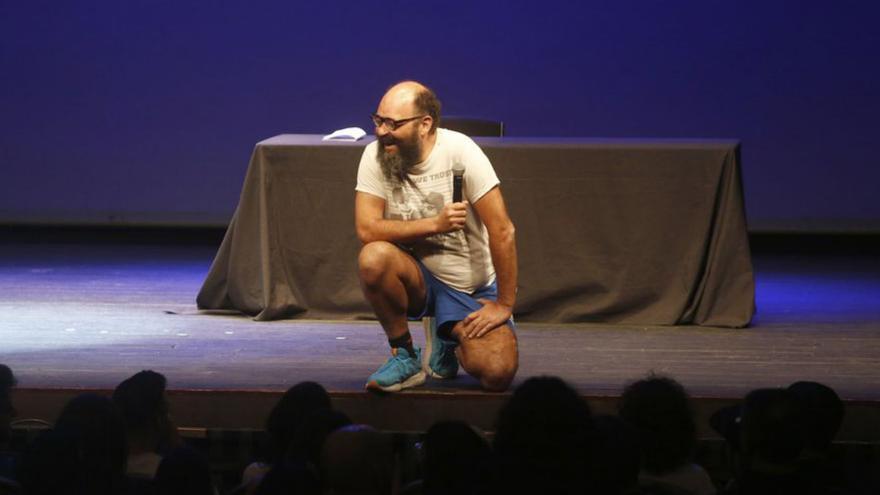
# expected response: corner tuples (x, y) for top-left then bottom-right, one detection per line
(452, 165), (464, 203)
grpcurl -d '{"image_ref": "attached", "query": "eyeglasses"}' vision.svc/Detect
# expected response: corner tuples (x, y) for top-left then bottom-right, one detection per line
(370, 113), (426, 131)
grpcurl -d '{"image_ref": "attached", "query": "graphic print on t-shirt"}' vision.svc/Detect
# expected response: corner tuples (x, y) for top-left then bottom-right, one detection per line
(385, 169), (465, 249)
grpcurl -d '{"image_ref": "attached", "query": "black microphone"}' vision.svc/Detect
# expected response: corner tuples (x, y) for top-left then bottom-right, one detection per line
(452, 165), (464, 203)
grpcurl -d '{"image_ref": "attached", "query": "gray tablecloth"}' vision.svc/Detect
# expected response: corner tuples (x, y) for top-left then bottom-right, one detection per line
(197, 134), (754, 327)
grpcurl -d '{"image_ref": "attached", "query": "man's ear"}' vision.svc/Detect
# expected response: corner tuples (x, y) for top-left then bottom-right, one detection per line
(420, 116), (433, 137)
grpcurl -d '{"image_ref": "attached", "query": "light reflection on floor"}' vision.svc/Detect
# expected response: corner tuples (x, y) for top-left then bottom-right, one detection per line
(1, 243), (878, 395)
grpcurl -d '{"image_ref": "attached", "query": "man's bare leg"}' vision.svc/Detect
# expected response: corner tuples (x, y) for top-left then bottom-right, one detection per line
(358, 241), (426, 342)
(360, 241), (517, 392)
(358, 241), (428, 391)
(450, 323), (518, 392)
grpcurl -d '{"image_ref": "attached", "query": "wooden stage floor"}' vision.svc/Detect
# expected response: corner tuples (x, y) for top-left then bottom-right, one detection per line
(1, 231), (879, 441)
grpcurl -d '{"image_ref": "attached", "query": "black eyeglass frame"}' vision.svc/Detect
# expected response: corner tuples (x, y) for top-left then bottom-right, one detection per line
(370, 113), (427, 131)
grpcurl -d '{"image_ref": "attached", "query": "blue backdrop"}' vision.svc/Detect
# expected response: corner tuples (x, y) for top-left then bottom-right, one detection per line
(2, 1), (878, 231)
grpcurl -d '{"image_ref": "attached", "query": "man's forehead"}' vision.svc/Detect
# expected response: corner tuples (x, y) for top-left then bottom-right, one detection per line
(377, 88), (418, 117)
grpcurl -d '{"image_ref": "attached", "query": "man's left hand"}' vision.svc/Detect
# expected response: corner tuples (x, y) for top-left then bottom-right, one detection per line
(461, 299), (512, 339)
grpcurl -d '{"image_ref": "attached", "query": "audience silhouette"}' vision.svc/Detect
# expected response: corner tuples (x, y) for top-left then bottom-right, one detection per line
(420, 420), (491, 495)
(112, 370), (178, 480)
(240, 381), (333, 495)
(17, 393), (127, 495)
(619, 375), (716, 495)
(0, 362), (872, 495)
(1, 365), (18, 494)
(253, 408), (351, 495)
(590, 414), (642, 495)
(491, 375), (594, 494)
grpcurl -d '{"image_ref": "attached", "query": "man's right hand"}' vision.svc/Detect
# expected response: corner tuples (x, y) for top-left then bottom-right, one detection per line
(435, 201), (468, 233)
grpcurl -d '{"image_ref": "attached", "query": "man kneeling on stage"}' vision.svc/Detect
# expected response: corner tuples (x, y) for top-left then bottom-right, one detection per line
(355, 81), (519, 392)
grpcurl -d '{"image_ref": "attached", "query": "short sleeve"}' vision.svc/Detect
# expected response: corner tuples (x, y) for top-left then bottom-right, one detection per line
(355, 142), (386, 199)
(458, 136), (500, 203)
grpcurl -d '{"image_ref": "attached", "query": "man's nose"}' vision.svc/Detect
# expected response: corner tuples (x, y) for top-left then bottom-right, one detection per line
(375, 123), (392, 136)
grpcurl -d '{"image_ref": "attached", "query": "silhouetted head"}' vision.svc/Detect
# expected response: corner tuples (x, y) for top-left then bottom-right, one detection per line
(495, 376), (593, 455)
(423, 421), (490, 495)
(787, 381), (844, 453)
(19, 393), (127, 495)
(492, 376), (594, 493)
(112, 370), (169, 436)
(289, 408), (352, 466)
(265, 381), (331, 464)
(618, 375), (696, 475)
(0, 364), (14, 391)
(0, 364), (15, 445)
(55, 392), (128, 463)
(739, 388), (805, 466)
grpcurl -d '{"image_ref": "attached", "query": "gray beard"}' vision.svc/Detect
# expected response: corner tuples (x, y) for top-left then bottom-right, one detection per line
(377, 141), (422, 182)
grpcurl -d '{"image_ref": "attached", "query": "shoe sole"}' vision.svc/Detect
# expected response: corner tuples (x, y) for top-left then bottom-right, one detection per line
(422, 317), (458, 380)
(365, 370), (426, 393)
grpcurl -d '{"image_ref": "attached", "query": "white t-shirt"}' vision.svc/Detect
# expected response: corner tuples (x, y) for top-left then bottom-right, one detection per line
(356, 128), (499, 293)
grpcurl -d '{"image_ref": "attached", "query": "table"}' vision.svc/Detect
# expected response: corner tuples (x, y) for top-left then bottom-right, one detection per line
(197, 134), (754, 327)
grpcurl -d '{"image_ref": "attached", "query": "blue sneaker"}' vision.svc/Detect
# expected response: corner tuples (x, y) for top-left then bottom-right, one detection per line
(365, 346), (426, 392)
(422, 317), (459, 379)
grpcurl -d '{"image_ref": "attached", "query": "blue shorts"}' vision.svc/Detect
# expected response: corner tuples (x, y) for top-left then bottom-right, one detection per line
(408, 261), (514, 338)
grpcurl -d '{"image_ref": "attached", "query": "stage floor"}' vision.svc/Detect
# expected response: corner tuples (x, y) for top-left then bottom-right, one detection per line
(1, 233), (879, 438)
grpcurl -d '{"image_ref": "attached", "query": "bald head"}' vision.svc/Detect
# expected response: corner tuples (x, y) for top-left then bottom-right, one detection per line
(381, 81), (424, 109)
(378, 80), (441, 134)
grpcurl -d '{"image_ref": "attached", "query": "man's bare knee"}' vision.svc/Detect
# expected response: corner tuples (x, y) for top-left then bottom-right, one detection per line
(454, 324), (518, 391)
(358, 241), (397, 286)
(480, 363), (516, 392)
(481, 340), (518, 392)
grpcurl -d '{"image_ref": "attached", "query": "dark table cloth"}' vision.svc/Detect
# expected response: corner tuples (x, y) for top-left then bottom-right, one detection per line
(197, 134), (754, 327)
